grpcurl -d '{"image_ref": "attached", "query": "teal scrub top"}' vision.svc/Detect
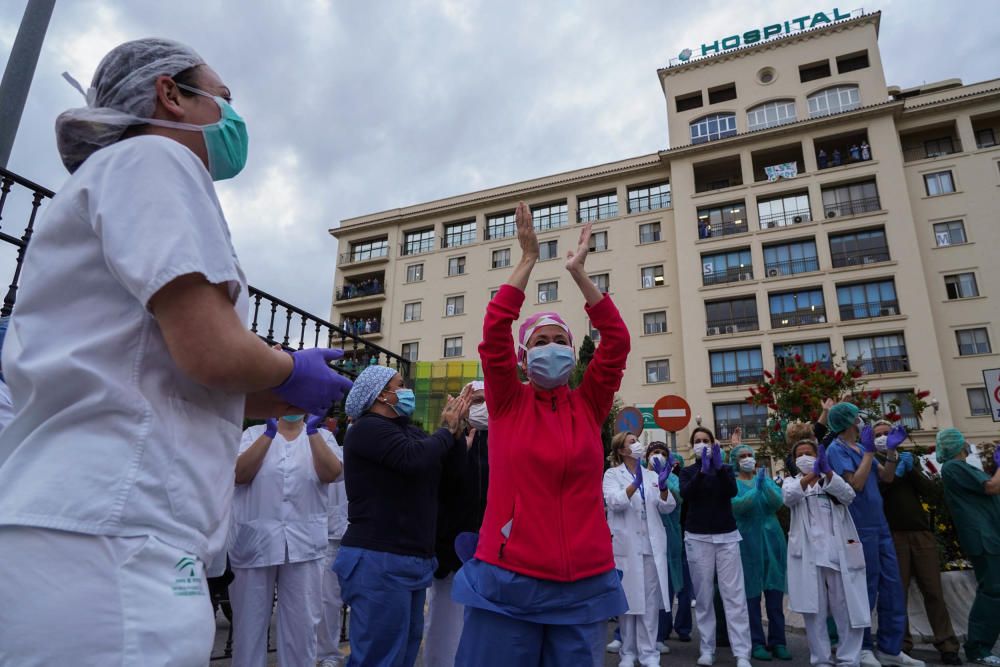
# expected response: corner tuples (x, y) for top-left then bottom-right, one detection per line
(658, 472), (684, 595)
(941, 459), (1000, 557)
(732, 475), (788, 597)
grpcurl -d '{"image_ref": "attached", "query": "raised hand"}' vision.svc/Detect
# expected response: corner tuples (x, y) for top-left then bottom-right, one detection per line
(886, 424), (907, 450)
(731, 426), (742, 447)
(515, 201), (539, 258)
(859, 424), (876, 454)
(816, 444), (833, 476)
(700, 447), (712, 474)
(564, 222), (593, 275)
(821, 397), (835, 411)
(755, 466), (766, 489)
(711, 443), (723, 471)
(305, 413), (325, 435)
(652, 456), (670, 491)
(273, 347), (352, 415)
(441, 384), (474, 436)
(896, 451), (914, 477)
(631, 463), (644, 493)
(263, 418), (278, 439)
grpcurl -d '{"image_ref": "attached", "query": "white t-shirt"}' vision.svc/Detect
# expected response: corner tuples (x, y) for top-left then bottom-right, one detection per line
(0, 136), (247, 561)
(0, 380), (15, 434)
(327, 437), (348, 541)
(229, 424), (342, 568)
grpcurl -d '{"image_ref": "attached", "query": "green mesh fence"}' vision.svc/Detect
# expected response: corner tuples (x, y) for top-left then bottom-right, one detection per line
(409, 360), (483, 431)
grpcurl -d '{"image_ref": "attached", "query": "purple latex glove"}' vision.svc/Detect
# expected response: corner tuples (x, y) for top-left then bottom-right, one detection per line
(631, 464), (645, 500)
(651, 456), (671, 491)
(816, 444), (833, 475)
(755, 465), (766, 489)
(454, 532), (479, 563)
(993, 448), (1000, 471)
(886, 424), (907, 450)
(711, 443), (723, 471)
(305, 414), (325, 435)
(273, 348), (352, 415)
(859, 425), (876, 454)
(263, 418), (278, 439)
(700, 447), (712, 474)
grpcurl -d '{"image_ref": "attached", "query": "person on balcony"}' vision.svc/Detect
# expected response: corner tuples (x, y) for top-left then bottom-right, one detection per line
(832, 149), (842, 167)
(874, 420), (962, 665)
(826, 402), (925, 667)
(818, 149), (828, 169)
(730, 429), (792, 662)
(679, 426), (753, 667)
(334, 365), (472, 667)
(861, 142), (871, 160)
(229, 413), (343, 667)
(452, 202), (630, 667)
(0, 38), (352, 665)
(937, 428), (1000, 666)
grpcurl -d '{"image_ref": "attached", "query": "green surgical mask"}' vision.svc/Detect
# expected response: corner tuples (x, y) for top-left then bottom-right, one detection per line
(281, 415), (304, 422)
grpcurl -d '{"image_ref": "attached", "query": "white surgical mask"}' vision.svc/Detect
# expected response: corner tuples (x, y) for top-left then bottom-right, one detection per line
(874, 435), (888, 452)
(468, 403), (489, 430)
(628, 441), (646, 460)
(739, 457), (756, 472)
(693, 443), (710, 459)
(650, 453), (667, 470)
(796, 455), (816, 475)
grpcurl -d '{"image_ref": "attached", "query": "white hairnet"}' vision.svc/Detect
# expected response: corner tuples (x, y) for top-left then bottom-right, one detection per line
(55, 38), (205, 173)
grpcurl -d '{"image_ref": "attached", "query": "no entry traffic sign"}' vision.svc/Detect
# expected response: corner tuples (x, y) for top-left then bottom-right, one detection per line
(616, 407), (644, 436)
(653, 395), (692, 432)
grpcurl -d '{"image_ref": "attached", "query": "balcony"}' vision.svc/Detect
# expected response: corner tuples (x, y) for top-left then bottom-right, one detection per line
(763, 257), (820, 278)
(972, 113), (999, 149)
(752, 142), (805, 183)
(334, 313), (383, 340)
(776, 356), (833, 370)
(338, 246), (389, 267)
(716, 419), (767, 441)
(771, 308), (827, 328)
(706, 317), (759, 336)
(758, 207), (811, 230)
(831, 248), (890, 268)
(703, 266), (754, 286)
(400, 238), (435, 256)
(822, 196), (881, 219)
(711, 368), (765, 387)
(335, 273), (385, 302)
(814, 129), (872, 169)
(698, 218), (750, 239)
(848, 355), (910, 375)
(839, 300), (900, 321)
(694, 155), (744, 194)
(900, 122), (962, 162)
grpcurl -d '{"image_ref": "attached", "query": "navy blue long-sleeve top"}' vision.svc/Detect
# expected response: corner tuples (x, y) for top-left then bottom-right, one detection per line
(678, 462), (739, 535)
(342, 412), (461, 558)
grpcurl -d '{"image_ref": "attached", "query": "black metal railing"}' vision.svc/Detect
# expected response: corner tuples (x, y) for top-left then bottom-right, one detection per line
(847, 354), (909, 375)
(770, 308), (827, 328)
(763, 257), (820, 277)
(335, 281), (385, 301)
(822, 196), (881, 219)
(400, 239), (435, 256)
(776, 356), (834, 370)
(758, 208), (811, 229)
(698, 220), (750, 239)
(628, 193), (671, 213)
(337, 247), (389, 265)
(703, 266), (754, 286)
(901, 139), (962, 162)
(711, 368), (765, 387)
(0, 169), (53, 317)
(441, 233), (476, 249)
(706, 317), (759, 336)
(839, 300), (900, 321)
(484, 226), (514, 241)
(830, 249), (890, 268)
(579, 203), (618, 222)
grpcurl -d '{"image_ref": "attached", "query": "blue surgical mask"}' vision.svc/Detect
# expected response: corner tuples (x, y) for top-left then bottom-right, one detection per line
(525, 344), (575, 390)
(281, 414), (304, 422)
(389, 388), (416, 418)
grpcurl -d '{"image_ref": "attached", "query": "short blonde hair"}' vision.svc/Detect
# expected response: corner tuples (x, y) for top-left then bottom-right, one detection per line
(609, 431), (632, 466)
(785, 421), (816, 447)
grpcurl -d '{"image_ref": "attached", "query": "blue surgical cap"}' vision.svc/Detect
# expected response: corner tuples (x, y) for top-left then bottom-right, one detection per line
(345, 365), (398, 420)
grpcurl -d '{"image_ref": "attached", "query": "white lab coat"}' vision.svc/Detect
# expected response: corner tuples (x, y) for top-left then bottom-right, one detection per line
(783, 473), (871, 628)
(603, 463), (675, 613)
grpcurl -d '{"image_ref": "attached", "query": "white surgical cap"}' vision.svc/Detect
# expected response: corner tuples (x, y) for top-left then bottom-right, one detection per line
(55, 38), (205, 173)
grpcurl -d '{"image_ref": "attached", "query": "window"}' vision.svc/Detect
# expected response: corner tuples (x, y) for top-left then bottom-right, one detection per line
(769, 288), (826, 327)
(710, 347), (764, 387)
(763, 240), (819, 278)
(807, 85), (860, 117)
(774, 340), (832, 368)
(829, 228), (890, 267)
(491, 248), (511, 269)
(924, 171), (955, 196)
(486, 212), (515, 240)
(401, 342), (419, 362)
(708, 83), (737, 104)
(443, 220), (476, 248)
(757, 192), (810, 229)
(641, 265), (665, 289)
(976, 128), (997, 149)
(713, 402), (768, 440)
(875, 391), (920, 430)
(844, 333), (909, 374)
(933, 220), (967, 246)
(588, 319), (601, 343)
(821, 180), (880, 218)
(539, 239), (558, 261)
(799, 60), (831, 83)
(628, 182), (671, 212)
(445, 295), (464, 317)
(957, 328), (991, 356)
(639, 222), (661, 244)
(676, 91), (703, 112)
(403, 228), (434, 255)
(403, 302), (422, 322)
(697, 201), (748, 239)
(350, 237), (389, 262)
(706, 297), (759, 334)
(578, 192), (618, 222)
(538, 281), (558, 303)
(590, 273), (609, 293)
(643, 311), (667, 335)
(837, 280), (899, 320)
(532, 202), (568, 230)
(747, 100), (797, 131)
(645, 359), (670, 384)
(923, 137), (955, 158)
(968, 387), (992, 416)
(490, 288), (500, 300)
(443, 337), (463, 358)
(447, 256), (466, 276)
(702, 248), (753, 285)
(945, 273), (979, 300)
(836, 50), (869, 73)
(589, 231), (608, 252)
(690, 113), (737, 144)
(405, 263), (424, 283)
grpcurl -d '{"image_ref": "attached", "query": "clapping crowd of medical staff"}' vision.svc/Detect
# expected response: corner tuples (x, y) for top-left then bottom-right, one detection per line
(1, 36), (1000, 667)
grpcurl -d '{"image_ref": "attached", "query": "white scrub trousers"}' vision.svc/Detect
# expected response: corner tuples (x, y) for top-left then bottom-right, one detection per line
(685, 537), (752, 661)
(317, 540), (345, 663)
(422, 572), (465, 667)
(619, 554), (664, 667)
(0, 526), (215, 666)
(229, 557), (324, 667)
(802, 567), (865, 667)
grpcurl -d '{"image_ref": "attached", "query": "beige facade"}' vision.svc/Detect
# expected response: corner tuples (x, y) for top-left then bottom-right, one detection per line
(330, 11), (1000, 448)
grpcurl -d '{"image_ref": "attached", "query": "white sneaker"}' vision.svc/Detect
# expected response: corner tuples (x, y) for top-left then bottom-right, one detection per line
(656, 641), (671, 654)
(875, 650), (925, 667)
(861, 649), (883, 667)
(606, 639), (622, 653)
(971, 657), (1000, 666)
(697, 654), (714, 666)
(737, 659), (752, 667)
(319, 660), (343, 667)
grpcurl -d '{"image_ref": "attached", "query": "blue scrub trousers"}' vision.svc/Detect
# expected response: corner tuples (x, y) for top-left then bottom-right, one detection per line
(456, 606), (604, 667)
(657, 557), (693, 641)
(857, 526), (906, 655)
(748, 589), (786, 648)
(333, 546), (435, 667)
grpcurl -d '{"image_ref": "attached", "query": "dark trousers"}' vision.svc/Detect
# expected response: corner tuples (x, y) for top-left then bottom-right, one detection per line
(748, 589), (786, 649)
(892, 530), (960, 654)
(965, 554), (1000, 661)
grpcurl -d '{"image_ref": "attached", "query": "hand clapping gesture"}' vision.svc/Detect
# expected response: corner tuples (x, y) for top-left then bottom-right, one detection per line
(515, 202), (539, 259)
(440, 384), (474, 437)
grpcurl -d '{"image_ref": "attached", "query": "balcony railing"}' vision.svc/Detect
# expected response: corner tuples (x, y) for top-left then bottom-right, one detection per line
(711, 368), (765, 387)
(484, 226), (514, 241)
(830, 249), (890, 268)
(901, 138), (962, 162)
(629, 193), (672, 213)
(770, 308), (827, 328)
(335, 317), (382, 337)
(763, 257), (820, 277)
(706, 317), (759, 336)
(441, 233), (476, 249)
(776, 356), (834, 370)
(822, 196), (881, 219)
(338, 247), (389, 265)
(715, 420), (767, 441)
(400, 239), (435, 256)
(839, 300), (900, 321)
(758, 208), (811, 229)
(579, 203), (618, 222)
(335, 281), (385, 301)
(703, 266), (754, 286)
(848, 354), (910, 375)
(698, 219), (750, 239)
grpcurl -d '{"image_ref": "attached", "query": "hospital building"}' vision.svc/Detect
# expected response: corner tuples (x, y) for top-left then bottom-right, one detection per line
(328, 10), (1000, 448)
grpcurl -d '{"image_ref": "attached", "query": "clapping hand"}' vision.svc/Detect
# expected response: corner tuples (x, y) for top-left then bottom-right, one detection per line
(755, 466), (766, 489)
(860, 425), (876, 454)
(700, 447), (712, 474)
(263, 418), (278, 439)
(565, 222), (592, 275)
(886, 424), (907, 450)
(711, 443), (723, 471)
(652, 455), (672, 491)
(305, 414), (326, 435)
(816, 444), (833, 476)
(515, 202), (539, 259)
(441, 384), (474, 436)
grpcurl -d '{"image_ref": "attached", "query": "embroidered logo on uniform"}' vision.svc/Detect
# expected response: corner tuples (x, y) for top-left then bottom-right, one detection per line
(171, 555), (205, 597)
(175, 557), (196, 577)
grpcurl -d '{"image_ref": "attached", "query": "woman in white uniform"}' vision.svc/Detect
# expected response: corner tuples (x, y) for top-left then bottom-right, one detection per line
(318, 419), (349, 667)
(0, 39), (351, 666)
(230, 414), (342, 667)
(604, 431), (676, 667)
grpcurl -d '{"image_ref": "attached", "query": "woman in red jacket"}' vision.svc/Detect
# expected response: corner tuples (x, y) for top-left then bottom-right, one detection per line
(452, 202), (630, 667)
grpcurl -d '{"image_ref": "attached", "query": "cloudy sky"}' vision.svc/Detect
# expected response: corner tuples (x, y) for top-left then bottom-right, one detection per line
(1, 0), (997, 318)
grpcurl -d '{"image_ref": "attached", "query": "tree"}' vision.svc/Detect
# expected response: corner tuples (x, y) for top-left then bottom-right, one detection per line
(569, 335), (620, 454)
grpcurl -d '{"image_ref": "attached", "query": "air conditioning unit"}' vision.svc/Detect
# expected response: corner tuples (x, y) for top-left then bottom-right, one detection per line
(883, 305), (897, 316)
(793, 215), (804, 223)
(863, 256), (878, 264)
(766, 267), (781, 278)
(707, 326), (721, 336)
(725, 324), (738, 334)
(739, 272), (754, 281)
(817, 315), (827, 323)
(826, 210), (838, 219)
